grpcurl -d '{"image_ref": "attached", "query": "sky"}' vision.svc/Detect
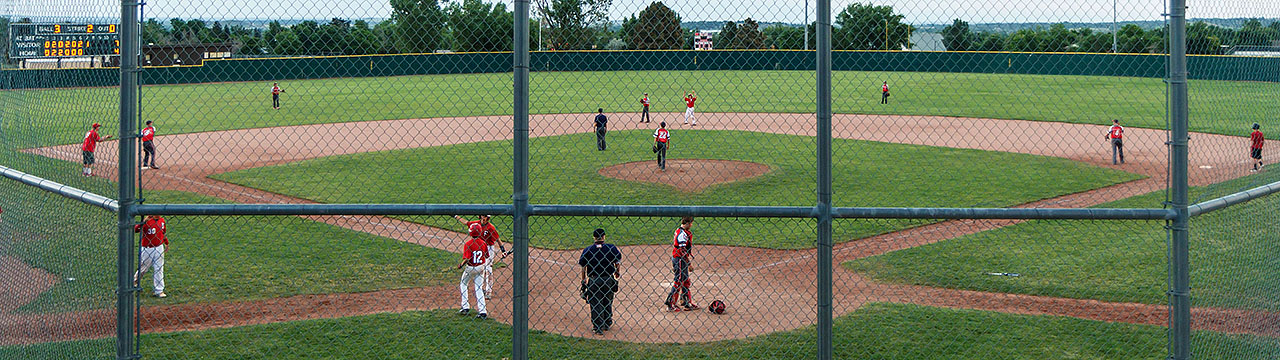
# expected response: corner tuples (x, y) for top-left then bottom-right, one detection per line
(5, 0), (1277, 26)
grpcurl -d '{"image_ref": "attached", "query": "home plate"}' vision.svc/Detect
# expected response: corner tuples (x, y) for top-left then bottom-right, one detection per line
(1199, 165), (1213, 169)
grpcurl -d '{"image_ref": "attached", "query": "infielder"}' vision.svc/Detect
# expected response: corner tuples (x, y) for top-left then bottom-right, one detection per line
(140, 120), (159, 170)
(1106, 119), (1125, 165)
(683, 91), (698, 126)
(664, 216), (698, 311)
(81, 123), (114, 177)
(454, 214), (506, 299)
(271, 82), (285, 110)
(133, 215), (169, 298)
(1251, 123), (1265, 172)
(458, 223), (490, 319)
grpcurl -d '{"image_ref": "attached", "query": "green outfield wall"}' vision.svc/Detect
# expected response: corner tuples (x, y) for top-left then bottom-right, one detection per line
(3, 50), (1278, 89)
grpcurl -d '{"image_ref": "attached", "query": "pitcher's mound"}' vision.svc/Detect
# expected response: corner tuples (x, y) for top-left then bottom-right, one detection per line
(598, 159), (771, 192)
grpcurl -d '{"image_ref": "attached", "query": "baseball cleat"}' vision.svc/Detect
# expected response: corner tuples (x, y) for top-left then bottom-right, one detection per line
(154, 292), (167, 298)
(683, 304), (700, 311)
(459, 308), (470, 315)
(476, 313), (488, 320)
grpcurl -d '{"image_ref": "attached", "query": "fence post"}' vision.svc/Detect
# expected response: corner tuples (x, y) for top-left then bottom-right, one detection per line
(815, 0), (833, 357)
(512, 0), (531, 358)
(117, 0), (141, 358)
(1167, 0), (1190, 357)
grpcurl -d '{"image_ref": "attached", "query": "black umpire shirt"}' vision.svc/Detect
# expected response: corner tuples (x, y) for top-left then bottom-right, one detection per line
(594, 114), (608, 129)
(579, 242), (621, 278)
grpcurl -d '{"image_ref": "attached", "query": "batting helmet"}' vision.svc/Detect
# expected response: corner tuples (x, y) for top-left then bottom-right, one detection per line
(709, 300), (726, 314)
(468, 223), (483, 238)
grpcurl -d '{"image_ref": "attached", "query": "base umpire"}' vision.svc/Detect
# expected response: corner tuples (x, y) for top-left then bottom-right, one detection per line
(579, 228), (621, 335)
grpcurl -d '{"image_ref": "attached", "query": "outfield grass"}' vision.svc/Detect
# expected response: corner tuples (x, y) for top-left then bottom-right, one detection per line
(845, 171), (1280, 311)
(214, 130), (1140, 249)
(9, 70), (1276, 148)
(4, 303), (1276, 359)
(0, 153), (460, 313)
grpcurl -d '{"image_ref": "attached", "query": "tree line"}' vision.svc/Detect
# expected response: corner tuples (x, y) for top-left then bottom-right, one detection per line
(942, 18), (1280, 54)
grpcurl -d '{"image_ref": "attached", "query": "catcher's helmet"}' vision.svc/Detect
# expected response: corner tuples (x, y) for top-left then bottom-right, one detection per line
(468, 223), (483, 238)
(709, 300), (726, 314)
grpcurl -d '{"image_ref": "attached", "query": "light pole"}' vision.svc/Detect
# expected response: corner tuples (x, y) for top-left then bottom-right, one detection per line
(1112, 0), (1118, 52)
(804, 0), (809, 50)
(884, 19), (889, 50)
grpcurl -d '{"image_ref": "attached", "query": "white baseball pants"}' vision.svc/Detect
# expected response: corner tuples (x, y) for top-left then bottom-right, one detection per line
(133, 245), (165, 295)
(460, 265), (487, 314)
(684, 107), (696, 125)
(483, 245), (497, 295)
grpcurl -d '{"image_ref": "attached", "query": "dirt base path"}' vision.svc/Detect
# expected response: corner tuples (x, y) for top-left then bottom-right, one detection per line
(10, 113), (1274, 345)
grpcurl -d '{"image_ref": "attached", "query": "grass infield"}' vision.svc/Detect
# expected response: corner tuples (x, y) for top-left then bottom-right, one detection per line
(845, 171), (1280, 311)
(11, 70), (1276, 148)
(0, 155), (459, 313)
(3, 303), (1276, 359)
(214, 130), (1140, 249)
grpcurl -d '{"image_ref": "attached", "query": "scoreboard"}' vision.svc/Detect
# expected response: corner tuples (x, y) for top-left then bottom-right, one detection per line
(8, 23), (120, 58)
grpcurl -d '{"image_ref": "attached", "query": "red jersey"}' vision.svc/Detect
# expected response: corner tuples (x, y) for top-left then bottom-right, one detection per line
(140, 126), (155, 142)
(654, 128), (669, 143)
(641, 96), (650, 107)
(1252, 130), (1265, 149)
(465, 220), (500, 246)
(81, 129), (101, 152)
(134, 217), (168, 248)
(685, 96), (697, 108)
(463, 238), (490, 266)
(882, 84), (889, 93)
(271, 85), (281, 95)
(671, 227), (692, 258)
(1108, 125), (1124, 140)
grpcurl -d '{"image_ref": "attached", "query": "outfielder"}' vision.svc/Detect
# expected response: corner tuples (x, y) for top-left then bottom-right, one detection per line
(664, 216), (698, 311)
(1106, 119), (1125, 165)
(458, 223), (490, 319)
(683, 91), (698, 126)
(133, 215), (168, 298)
(881, 81), (890, 104)
(454, 214), (506, 299)
(271, 82), (285, 110)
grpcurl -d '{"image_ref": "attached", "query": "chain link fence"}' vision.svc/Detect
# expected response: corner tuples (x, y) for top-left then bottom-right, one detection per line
(1, 0), (1278, 358)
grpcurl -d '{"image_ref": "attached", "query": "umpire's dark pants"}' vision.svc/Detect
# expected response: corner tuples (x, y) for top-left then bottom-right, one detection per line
(596, 127), (607, 151)
(142, 141), (156, 167)
(1112, 138), (1124, 164)
(587, 276), (617, 332)
(655, 142), (667, 169)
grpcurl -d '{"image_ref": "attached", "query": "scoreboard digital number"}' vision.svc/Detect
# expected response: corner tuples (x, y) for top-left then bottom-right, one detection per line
(8, 23), (120, 59)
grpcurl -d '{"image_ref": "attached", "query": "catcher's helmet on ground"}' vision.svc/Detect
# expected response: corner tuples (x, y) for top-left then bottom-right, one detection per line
(709, 300), (726, 314)
(468, 223), (483, 238)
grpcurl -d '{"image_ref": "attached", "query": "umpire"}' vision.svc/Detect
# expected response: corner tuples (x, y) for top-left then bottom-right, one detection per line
(579, 228), (621, 335)
(594, 108), (608, 151)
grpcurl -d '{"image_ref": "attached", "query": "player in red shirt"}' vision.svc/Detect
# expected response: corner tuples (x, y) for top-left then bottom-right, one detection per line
(81, 123), (114, 177)
(653, 122), (670, 170)
(1251, 123), (1265, 172)
(133, 215), (169, 298)
(683, 91), (698, 126)
(458, 223), (490, 319)
(454, 214), (506, 299)
(271, 83), (285, 110)
(639, 93), (651, 123)
(140, 120), (159, 170)
(881, 81), (890, 104)
(1106, 119), (1125, 165)
(664, 216), (698, 311)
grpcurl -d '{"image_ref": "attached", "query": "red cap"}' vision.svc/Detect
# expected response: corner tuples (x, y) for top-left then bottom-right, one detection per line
(92, 123), (101, 128)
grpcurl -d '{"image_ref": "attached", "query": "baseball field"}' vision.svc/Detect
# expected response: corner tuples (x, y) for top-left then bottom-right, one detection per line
(2, 68), (1279, 358)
